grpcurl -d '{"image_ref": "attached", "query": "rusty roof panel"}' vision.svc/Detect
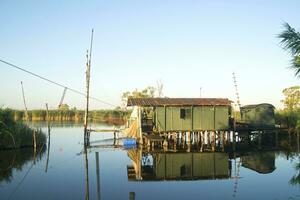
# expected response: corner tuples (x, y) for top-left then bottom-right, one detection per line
(127, 98), (232, 107)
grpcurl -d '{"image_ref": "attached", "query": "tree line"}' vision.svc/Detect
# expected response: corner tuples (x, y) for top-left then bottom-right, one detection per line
(12, 108), (131, 125)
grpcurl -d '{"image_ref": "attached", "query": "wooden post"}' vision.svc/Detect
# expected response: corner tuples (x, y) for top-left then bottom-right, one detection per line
(137, 107), (143, 145)
(212, 131), (215, 152)
(84, 49), (91, 145)
(84, 146), (90, 200)
(129, 192), (135, 200)
(113, 132), (116, 146)
(33, 130), (37, 164)
(21, 81), (29, 122)
(45, 103), (51, 172)
(232, 132), (236, 152)
(95, 152), (101, 200)
(84, 29), (94, 146)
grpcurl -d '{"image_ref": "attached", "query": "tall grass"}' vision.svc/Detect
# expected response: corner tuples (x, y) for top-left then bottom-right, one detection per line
(0, 108), (46, 149)
(13, 108), (131, 125)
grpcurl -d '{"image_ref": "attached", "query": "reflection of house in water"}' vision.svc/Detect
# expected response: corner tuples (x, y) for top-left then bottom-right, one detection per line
(241, 152), (276, 174)
(127, 150), (231, 181)
(126, 131), (297, 181)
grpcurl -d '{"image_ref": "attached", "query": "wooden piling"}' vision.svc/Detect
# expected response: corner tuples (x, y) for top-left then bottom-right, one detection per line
(129, 192), (135, 200)
(33, 130), (37, 164)
(95, 152), (101, 200)
(45, 103), (51, 172)
(84, 29), (94, 147)
(84, 146), (89, 200)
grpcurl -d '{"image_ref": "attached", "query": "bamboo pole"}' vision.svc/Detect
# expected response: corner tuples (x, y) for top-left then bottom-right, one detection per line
(84, 29), (94, 146)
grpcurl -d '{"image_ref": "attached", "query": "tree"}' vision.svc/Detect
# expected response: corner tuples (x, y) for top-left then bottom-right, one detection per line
(121, 86), (156, 107)
(281, 86), (300, 111)
(278, 23), (300, 77)
(58, 103), (69, 111)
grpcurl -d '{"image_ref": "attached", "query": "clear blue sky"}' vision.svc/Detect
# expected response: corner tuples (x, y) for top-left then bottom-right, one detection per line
(0, 0), (299, 109)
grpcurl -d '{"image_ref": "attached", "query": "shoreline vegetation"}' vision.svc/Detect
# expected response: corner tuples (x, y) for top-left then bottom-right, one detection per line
(12, 108), (131, 125)
(275, 109), (300, 132)
(0, 108), (46, 150)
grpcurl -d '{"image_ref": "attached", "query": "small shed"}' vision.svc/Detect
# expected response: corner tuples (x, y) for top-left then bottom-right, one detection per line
(240, 103), (275, 126)
(127, 98), (232, 132)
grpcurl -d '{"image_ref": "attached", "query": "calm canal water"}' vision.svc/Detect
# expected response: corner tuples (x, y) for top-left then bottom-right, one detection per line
(0, 122), (299, 200)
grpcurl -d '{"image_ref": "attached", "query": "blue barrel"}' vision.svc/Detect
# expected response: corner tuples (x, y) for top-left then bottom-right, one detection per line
(123, 138), (137, 149)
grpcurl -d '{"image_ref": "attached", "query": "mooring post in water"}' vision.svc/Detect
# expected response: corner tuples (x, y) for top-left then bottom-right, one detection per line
(84, 146), (90, 200)
(95, 152), (101, 200)
(129, 192), (135, 200)
(84, 49), (90, 145)
(21, 81), (29, 122)
(84, 29), (94, 146)
(33, 130), (37, 164)
(45, 103), (51, 172)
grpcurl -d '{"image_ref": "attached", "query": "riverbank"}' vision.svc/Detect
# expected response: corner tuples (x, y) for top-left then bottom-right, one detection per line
(12, 109), (131, 125)
(0, 109), (46, 150)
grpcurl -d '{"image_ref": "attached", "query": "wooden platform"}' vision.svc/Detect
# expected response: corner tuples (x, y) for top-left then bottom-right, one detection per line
(89, 129), (122, 133)
(143, 134), (164, 142)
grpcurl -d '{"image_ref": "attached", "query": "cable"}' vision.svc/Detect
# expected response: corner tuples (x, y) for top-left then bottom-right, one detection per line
(0, 59), (118, 107)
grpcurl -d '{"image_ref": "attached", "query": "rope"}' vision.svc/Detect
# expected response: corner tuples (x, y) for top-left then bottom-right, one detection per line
(0, 59), (118, 107)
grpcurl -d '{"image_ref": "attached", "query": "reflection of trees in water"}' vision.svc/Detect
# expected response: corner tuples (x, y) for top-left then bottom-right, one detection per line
(290, 162), (300, 185)
(0, 146), (46, 183)
(277, 132), (300, 186)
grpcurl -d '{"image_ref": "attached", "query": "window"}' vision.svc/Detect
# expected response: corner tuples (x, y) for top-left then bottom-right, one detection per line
(180, 108), (191, 119)
(180, 108), (186, 119)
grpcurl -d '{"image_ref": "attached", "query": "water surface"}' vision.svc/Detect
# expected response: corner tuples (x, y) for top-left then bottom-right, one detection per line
(0, 122), (299, 200)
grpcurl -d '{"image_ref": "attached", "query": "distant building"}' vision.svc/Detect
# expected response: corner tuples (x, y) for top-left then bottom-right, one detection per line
(240, 103), (275, 128)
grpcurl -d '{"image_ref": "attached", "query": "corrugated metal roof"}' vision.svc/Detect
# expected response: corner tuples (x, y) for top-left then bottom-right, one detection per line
(127, 98), (232, 107)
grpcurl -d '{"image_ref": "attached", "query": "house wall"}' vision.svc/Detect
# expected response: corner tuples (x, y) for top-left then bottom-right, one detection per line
(155, 106), (230, 132)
